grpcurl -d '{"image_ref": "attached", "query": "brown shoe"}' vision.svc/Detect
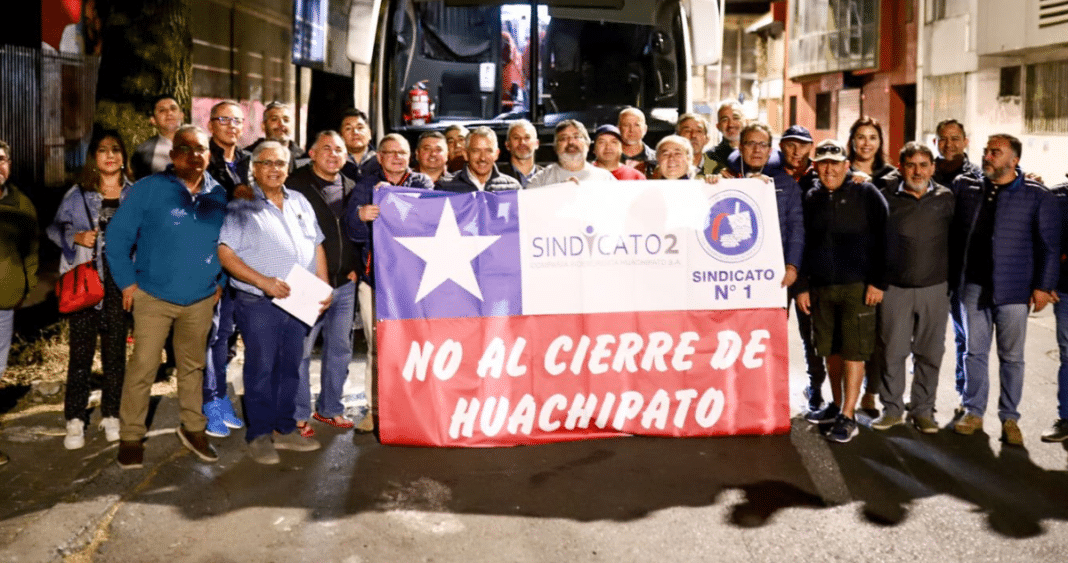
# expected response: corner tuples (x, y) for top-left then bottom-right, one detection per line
(954, 413), (984, 435)
(117, 440), (144, 469)
(176, 427), (219, 462)
(1001, 419), (1024, 446)
(355, 413), (375, 433)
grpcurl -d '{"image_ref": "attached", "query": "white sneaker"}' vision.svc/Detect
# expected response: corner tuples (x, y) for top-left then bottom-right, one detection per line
(64, 419), (85, 450)
(99, 417), (121, 442)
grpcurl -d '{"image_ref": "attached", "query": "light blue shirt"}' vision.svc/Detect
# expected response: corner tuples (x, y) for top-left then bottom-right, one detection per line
(219, 183), (324, 296)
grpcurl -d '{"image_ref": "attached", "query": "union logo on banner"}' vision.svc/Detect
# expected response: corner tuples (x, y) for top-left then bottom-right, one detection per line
(372, 180), (791, 447)
(699, 190), (764, 263)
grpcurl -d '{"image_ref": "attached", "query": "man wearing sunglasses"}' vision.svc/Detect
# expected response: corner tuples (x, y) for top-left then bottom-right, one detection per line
(796, 139), (888, 444)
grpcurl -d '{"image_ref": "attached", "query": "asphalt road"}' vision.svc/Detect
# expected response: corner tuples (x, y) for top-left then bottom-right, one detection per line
(2, 310), (1068, 563)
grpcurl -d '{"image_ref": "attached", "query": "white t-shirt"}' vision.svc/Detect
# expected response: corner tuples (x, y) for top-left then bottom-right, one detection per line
(527, 162), (615, 188)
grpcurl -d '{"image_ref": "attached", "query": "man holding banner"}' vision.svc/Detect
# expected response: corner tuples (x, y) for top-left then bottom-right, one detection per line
(528, 120), (615, 187)
(347, 134), (434, 432)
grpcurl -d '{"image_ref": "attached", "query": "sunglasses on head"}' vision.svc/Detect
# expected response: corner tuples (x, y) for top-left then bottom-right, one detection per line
(815, 144), (844, 157)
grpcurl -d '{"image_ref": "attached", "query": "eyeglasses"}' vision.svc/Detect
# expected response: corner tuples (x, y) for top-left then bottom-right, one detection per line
(254, 159), (287, 169)
(742, 141), (771, 150)
(175, 145), (209, 155)
(0, 156), (9, 164)
(814, 144), (845, 157)
(212, 116), (244, 126)
(657, 150), (689, 160)
(556, 134), (586, 144)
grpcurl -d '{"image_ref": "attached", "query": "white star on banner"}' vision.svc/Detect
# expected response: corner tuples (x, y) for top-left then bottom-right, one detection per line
(394, 198), (501, 302)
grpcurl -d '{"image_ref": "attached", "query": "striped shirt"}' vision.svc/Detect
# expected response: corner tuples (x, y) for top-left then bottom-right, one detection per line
(219, 183), (324, 296)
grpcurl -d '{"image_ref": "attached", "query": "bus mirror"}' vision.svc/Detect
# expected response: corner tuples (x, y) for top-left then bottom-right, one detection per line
(688, 0), (721, 66)
(347, 0), (383, 65)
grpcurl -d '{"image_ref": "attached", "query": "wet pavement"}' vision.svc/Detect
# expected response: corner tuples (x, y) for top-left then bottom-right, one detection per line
(2, 312), (1068, 562)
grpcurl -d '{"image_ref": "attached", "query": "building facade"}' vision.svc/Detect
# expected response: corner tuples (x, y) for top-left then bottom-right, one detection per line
(782, 0), (917, 159)
(919, 0), (1068, 182)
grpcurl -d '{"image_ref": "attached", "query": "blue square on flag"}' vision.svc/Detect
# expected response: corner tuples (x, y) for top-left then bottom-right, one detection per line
(373, 187), (521, 320)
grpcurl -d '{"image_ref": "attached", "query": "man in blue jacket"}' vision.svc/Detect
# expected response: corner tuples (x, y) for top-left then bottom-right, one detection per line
(1045, 173), (1068, 443)
(950, 134), (1059, 446)
(105, 125), (228, 469)
(722, 123), (804, 289)
(345, 133), (434, 432)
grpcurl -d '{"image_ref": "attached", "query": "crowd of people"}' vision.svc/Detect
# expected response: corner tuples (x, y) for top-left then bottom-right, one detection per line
(1, 93), (1067, 468)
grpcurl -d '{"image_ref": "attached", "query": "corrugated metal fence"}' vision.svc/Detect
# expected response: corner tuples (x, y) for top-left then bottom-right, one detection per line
(0, 44), (98, 192)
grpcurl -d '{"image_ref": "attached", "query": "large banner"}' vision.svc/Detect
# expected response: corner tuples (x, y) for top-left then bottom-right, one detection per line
(374, 179), (791, 447)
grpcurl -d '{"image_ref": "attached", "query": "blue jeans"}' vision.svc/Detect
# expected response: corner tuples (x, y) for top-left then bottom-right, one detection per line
(0, 309), (13, 376)
(1054, 299), (1068, 420)
(233, 291), (307, 442)
(203, 287), (236, 403)
(950, 291), (966, 394)
(296, 281), (355, 420)
(958, 283), (1029, 421)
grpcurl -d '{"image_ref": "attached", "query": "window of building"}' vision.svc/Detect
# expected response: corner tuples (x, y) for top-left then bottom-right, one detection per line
(1025, 60), (1068, 134)
(789, 95), (798, 126)
(926, 0), (946, 22)
(815, 92), (832, 130)
(788, 0), (879, 78)
(999, 66), (1021, 98)
(923, 73), (965, 135)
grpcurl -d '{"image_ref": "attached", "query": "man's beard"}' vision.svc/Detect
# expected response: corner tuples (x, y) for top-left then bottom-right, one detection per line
(558, 150), (584, 167)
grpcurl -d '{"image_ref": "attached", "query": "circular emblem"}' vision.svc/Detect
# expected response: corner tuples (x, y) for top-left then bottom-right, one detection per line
(696, 189), (763, 262)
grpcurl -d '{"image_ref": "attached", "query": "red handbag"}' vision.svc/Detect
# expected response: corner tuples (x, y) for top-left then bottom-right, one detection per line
(55, 190), (105, 314)
(56, 260), (105, 313)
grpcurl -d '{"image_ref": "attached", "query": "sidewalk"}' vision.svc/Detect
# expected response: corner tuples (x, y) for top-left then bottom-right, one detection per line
(2, 314), (1068, 562)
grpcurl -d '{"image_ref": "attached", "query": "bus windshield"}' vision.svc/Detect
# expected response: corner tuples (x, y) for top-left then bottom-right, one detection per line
(384, 0), (683, 131)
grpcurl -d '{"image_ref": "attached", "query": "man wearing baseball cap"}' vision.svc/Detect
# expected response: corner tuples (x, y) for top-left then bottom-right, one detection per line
(591, 125), (646, 180)
(777, 125), (823, 413)
(796, 139), (889, 444)
(780, 125), (817, 192)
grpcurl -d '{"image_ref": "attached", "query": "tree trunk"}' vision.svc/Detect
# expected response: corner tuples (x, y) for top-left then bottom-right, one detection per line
(93, 0), (192, 150)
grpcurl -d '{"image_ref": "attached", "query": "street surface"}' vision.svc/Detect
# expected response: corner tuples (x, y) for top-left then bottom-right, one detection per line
(2, 310), (1067, 562)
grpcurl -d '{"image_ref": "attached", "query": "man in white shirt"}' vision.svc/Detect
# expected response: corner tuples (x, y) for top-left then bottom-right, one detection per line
(528, 120), (615, 188)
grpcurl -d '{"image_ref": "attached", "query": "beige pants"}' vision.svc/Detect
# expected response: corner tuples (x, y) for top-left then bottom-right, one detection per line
(357, 281), (377, 411)
(119, 288), (215, 441)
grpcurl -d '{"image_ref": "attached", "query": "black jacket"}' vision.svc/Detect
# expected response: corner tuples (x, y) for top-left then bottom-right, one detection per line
(882, 181), (955, 288)
(934, 155), (982, 189)
(438, 166), (522, 193)
(286, 165), (357, 288)
(800, 176), (889, 291)
(207, 139), (250, 199)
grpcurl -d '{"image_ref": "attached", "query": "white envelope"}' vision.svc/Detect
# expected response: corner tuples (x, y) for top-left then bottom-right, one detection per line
(272, 264), (333, 327)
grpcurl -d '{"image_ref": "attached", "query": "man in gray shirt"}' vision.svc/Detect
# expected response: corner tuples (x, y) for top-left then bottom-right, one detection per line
(870, 142), (954, 434)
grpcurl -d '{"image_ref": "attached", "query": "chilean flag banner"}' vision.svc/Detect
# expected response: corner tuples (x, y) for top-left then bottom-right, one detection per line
(373, 179), (790, 447)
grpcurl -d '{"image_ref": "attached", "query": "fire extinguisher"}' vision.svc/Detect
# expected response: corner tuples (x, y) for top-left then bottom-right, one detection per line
(405, 80), (432, 126)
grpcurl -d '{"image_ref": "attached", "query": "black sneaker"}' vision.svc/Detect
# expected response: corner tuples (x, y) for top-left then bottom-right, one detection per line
(1041, 419), (1068, 443)
(804, 385), (824, 412)
(805, 402), (840, 424)
(826, 414), (859, 443)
